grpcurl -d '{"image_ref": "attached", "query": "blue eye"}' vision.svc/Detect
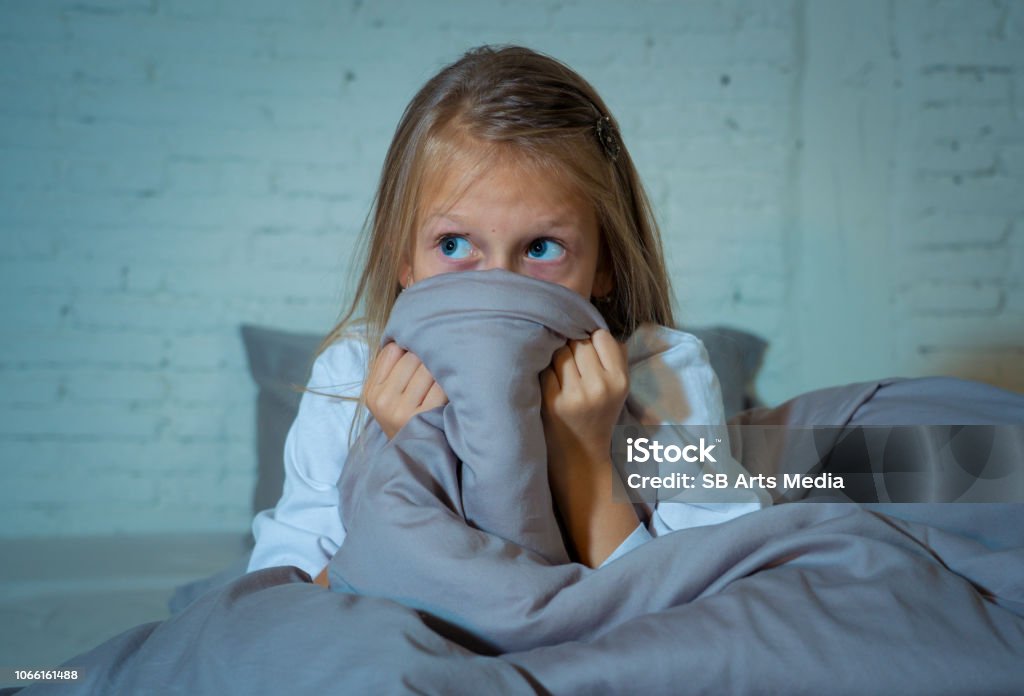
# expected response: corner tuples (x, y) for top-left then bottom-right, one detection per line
(439, 236), (471, 259)
(526, 239), (565, 261)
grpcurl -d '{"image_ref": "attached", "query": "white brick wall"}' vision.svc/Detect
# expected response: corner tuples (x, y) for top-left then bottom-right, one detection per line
(888, 0), (1024, 395)
(0, 0), (1020, 537)
(788, 0), (1023, 401)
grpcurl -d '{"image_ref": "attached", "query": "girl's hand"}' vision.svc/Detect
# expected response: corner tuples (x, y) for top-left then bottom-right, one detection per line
(365, 342), (448, 440)
(541, 330), (639, 568)
(540, 329), (629, 465)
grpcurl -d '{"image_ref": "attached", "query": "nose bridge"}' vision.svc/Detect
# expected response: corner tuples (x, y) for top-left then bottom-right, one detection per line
(483, 243), (516, 272)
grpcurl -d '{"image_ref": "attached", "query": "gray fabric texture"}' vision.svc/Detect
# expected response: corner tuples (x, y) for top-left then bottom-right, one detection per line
(329, 271), (1024, 663)
(26, 270), (1024, 695)
(339, 270), (609, 565)
(239, 316), (766, 518)
(170, 298), (768, 613)
(730, 377), (1024, 504)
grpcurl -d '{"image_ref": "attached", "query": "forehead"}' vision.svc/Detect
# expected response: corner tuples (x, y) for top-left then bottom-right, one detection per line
(416, 137), (586, 222)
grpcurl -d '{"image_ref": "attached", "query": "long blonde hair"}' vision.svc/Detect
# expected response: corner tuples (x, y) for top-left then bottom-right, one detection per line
(320, 45), (675, 429)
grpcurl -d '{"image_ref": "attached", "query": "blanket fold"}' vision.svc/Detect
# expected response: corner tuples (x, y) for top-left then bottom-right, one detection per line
(24, 270), (1024, 695)
(339, 269), (609, 565)
(329, 270), (1024, 669)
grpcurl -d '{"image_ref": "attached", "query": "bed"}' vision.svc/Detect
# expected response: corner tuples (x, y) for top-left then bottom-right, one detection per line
(7, 271), (1023, 695)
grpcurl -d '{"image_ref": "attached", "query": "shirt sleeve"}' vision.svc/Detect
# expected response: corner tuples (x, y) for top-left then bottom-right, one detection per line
(626, 324), (769, 537)
(598, 521), (653, 568)
(247, 335), (367, 577)
(625, 324), (727, 429)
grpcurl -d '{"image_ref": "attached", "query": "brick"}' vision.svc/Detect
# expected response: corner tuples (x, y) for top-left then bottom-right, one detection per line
(0, 329), (168, 369)
(215, 0), (339, 26)
(913, 141), (999, 173)
(155, 55), (346, 98)
(899, 246), (1009, 280)
(171, 371), (254, 406)
(158, 0), (222, 21)
(161, 156), (226, 195)
(0, 500), (252, 537)
(162, 265), (340, 302)
(899, 212), (1012, 247)
(1001, 143), (1024, 178)
(52, 225), (237, 265)
(0, 39), (73, 85)
(62, 369), (169, 404)
(917, 64), (1016, 106)
(911, 0), (1015, 42)
(1005, 284), (1024, 316)
(0, 469), (159, 505)
(896, 280), (1004, 314)
(1009, 238), (1024, 279)
(898, 314), (1023, 351)
(0, 149), (61, 191)
(1011, 1), (1024, 39)
(163, 333), (248, 371)
(244, 228), (351, 270)
(155, 471), (253, 506)
(549, 0), (745, 33)
(229, 297), (341, 333)
(0, 225), (59, 260)
(69, 293), (230, 332)
(65, 13), (271, 61)
(162, 402), (249, 442)
(0, 6), (70, 43)
(63, 153), (165, 195)
(729, 275), (788, 306)
(63, 0), (159, 15)
(651, 28), (795, 70)
(0, 370), (65, 406)
(71, 85), (265, 128)
(0, 402), (166, 439)
(0, 259), (127, 293)
(221, 159), (273, 195)
(0, 294), (77, 330)
(664, 170), (784, 209)
(914, 36), (1024, 67)
(1, 440), (250, 478)
(910, 102), (1019, 144)
(270, 161), (362, 198)
(905, 177), (1024, 216)
(0, 81), (61, 118)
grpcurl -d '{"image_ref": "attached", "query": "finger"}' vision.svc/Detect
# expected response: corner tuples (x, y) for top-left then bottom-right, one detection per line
(369, 342), (404, 386)
(546, 345), (568, 389)
(569, 338), (604, 379)
(591, 329), (628, 373)
(401, 361), (437, 407)
(420, 381), (448, 411)
(384, 350), (425, 392)
(540, 368), (559, 409)
(552, 343), (581, 389)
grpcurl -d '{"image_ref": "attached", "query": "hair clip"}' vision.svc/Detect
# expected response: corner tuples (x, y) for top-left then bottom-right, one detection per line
(595, 115), (620, 162)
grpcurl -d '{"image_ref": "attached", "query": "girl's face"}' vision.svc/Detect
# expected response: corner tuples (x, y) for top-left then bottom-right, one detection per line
(402, 158), (611, 299)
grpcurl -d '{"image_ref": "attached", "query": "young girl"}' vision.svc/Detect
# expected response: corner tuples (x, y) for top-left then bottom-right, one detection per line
(248, 45), (762, 582)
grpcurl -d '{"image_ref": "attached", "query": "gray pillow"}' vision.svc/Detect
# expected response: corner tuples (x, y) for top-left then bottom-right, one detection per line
(239, 323), (767, 518)
(685, 326), (769, 417)
(240, 325), (323, 518)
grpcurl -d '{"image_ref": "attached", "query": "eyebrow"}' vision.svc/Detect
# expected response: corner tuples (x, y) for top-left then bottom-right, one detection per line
(422, 212), (464, 225)
(424, 212), (576, 231)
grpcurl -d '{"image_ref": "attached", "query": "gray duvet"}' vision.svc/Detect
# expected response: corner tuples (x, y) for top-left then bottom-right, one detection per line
(23, 270), (1024, 695)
